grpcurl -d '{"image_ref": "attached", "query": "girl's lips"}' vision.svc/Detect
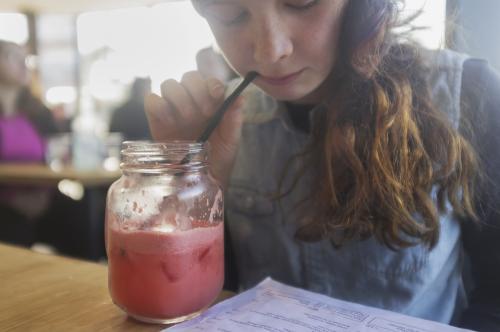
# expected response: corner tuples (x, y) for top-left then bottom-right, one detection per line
(258, 69), (304, 86)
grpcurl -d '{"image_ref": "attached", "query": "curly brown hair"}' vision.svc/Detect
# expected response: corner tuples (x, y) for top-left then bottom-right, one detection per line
(283, 0), (479, 249)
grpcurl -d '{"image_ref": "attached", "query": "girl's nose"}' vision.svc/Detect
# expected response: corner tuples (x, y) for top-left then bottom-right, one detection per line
(252, 20), (293, 65)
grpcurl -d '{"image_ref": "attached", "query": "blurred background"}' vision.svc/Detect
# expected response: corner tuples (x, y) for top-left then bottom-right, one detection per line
(0, 0), (497, 261)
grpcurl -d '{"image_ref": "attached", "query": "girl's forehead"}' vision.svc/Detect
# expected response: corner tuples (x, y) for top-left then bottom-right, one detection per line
(194, 0), (328, 9)
(195, 0), (265, 5)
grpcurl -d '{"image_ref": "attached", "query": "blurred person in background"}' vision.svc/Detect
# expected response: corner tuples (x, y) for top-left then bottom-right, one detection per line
(0, 39), (59, 246)
(0, 40), (58, 161)
(109, 77), (152, 141)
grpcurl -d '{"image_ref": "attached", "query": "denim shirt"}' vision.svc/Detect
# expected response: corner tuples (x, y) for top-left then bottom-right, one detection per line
(225, 49), (470, 325)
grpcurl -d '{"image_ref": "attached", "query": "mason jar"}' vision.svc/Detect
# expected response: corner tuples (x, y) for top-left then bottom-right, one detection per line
(105, 141), (224, 324)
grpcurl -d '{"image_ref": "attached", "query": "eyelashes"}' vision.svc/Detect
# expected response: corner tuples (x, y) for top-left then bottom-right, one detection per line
(203, 0), (321, 27)
(286, 0), (320, 10)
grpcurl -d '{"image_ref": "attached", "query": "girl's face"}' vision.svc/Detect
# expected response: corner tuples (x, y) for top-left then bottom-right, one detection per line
(196, 0), (347, 103)
(0, 44), (29, 88)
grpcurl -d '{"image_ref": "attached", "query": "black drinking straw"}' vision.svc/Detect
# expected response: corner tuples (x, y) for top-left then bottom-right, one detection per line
(179, 71), (258, 165)
(198, 71), (258, 142)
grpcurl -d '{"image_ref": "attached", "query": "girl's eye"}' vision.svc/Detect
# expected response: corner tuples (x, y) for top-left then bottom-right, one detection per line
(203, 4), (248, 26)
(285, 0), (320, 10)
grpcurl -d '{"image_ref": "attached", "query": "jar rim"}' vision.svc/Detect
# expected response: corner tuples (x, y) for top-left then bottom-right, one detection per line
(120, 140), (209, 172)
(122, 140), (206, 152)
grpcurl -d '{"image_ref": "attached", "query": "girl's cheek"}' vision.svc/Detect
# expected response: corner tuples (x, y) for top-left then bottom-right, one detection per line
(215, 40), (250, 74)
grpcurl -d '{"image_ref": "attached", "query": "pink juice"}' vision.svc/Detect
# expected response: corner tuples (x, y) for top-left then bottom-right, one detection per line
(107, 221), (224, 321)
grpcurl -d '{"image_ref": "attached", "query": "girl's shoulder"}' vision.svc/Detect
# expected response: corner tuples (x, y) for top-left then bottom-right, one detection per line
(423, 48), (470, 71)
(422, 48), (500, 124)
(460, 55), (500, 135)
(419, 48), (471, 128)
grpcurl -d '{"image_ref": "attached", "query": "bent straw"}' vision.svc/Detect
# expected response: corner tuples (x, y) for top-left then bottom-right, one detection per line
(197, 71), (258, 142)
(179, 71), (258, 165)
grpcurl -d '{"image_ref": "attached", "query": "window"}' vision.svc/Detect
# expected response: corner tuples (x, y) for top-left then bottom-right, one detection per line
(0, 13), (28, 44)
(76, 2), (214, 112)
(401, 0), (447, 49)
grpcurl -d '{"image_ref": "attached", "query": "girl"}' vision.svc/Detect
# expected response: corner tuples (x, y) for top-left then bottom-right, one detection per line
(145, 1), (500, 329)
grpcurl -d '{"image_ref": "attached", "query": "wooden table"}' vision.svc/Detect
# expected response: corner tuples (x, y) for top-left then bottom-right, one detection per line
(0, 163), (121, 187)
(0, 243), (233, 331)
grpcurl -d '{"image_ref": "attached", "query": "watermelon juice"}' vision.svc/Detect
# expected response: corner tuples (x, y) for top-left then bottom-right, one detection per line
(106, 221), (224, 323)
